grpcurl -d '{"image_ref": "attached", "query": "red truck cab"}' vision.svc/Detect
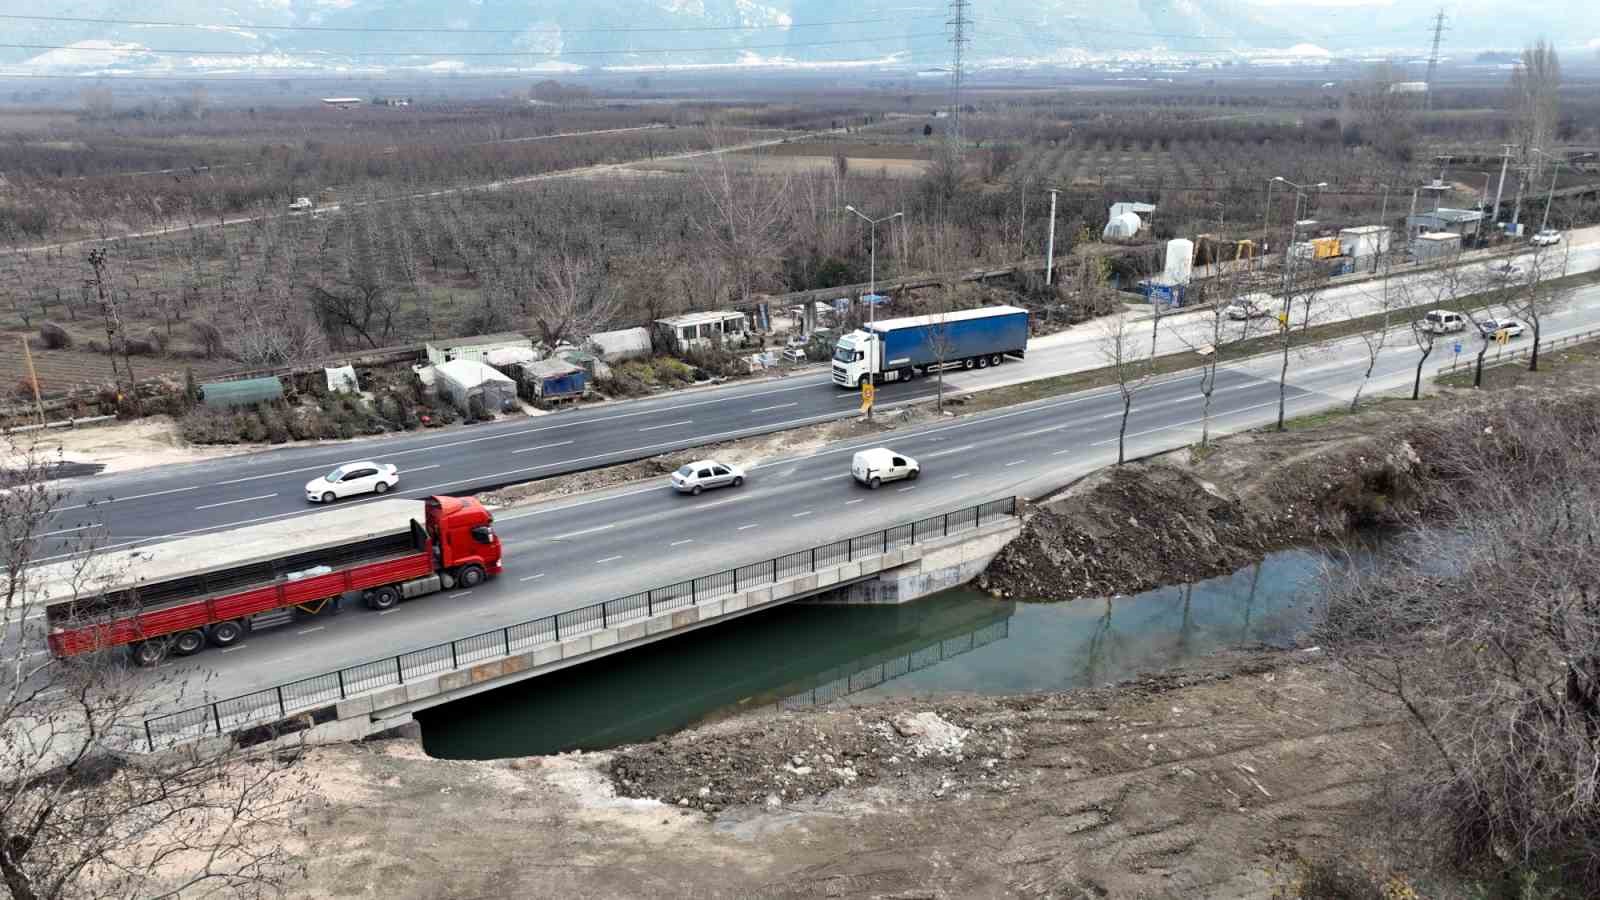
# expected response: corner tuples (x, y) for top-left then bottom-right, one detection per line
(426, 495), (503, 584)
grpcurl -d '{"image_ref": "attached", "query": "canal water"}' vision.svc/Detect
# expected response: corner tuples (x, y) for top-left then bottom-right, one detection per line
(419, 547), (1335, 760)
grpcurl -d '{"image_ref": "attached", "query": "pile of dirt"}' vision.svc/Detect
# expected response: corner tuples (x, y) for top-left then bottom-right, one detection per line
(980, 390), (1544, 604)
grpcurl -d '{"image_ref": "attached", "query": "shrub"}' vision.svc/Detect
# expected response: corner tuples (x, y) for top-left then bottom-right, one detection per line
(38, 322), (72, 349)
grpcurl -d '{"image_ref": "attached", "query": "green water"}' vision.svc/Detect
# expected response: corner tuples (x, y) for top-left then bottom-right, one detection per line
(419, 547), (1332, 760)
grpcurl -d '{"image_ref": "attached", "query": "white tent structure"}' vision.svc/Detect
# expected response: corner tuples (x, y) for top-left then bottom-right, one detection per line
(1103, 212), (1142, 240)
(433, 360), (517, 414)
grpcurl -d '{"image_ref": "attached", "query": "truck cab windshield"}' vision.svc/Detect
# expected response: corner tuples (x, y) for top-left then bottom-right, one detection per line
(833, 344), (862, 363)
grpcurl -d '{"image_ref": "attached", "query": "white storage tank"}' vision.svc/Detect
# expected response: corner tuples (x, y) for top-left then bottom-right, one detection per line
(1162, 238), (1195, 285)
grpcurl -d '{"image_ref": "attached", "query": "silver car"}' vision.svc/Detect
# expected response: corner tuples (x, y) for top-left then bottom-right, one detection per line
(671, 460), (745, 495)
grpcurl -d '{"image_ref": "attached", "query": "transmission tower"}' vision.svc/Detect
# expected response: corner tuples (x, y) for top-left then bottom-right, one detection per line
(946, 0), (971, 153)
(1423, 8), (1448, 111)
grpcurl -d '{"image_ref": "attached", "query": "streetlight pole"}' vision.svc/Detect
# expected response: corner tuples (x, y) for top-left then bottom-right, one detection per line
(1375, 183), (1391, 274)
(1045, 188), (1059, 286)
(1261, 177), (1277, 270)
(1273, 177), (1327, 304)
(845, 205), (903, 327)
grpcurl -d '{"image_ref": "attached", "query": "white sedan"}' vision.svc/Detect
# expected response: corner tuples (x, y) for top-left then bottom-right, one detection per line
(306, 462), (399, 503)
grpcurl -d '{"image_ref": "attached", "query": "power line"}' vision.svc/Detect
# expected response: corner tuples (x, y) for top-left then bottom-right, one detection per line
(0, 12), (942, 35)
(1424, 8), (1448, 111)
(973, 15), (1429, 42)
(946, 0), (969, 152)
(0, 34), (949, 58)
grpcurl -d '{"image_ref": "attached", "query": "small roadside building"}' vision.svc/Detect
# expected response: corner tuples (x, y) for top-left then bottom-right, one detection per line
(1412, 231), (1463, 262)
(1338, 225), (1391, 260)
(425, 333), (536, 367)
(433, 360), (517, 414)
(1407, 208), (1483, 241)
(653, 311), (751, 354)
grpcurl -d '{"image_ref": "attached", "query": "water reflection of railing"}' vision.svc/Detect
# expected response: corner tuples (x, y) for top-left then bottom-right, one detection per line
(778, 619), (1011, 711)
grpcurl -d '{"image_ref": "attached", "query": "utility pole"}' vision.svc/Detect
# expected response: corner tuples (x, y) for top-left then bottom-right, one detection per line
(945, 0), (970, 154)
(20, 335), (45, 426)
(1375, 184), (1391, 274)
(1423, 9), (1448, 111)
(1491, 143), (1513, 226)
(1045, 189), (1059, 286)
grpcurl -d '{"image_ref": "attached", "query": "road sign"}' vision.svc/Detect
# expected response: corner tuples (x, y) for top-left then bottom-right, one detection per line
(1452, 341), (1462, 355)
(860, 381), (875, 413)
(1495, 330), (1510, 345)
(1277, 310), (1289, 328)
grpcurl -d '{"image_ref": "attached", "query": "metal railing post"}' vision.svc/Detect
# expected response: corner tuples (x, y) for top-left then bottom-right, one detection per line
(503, 628), (511, 657)
(212, 704), (222, 734)
(554, 615), (561, 641)
(647, 590), (654, 616)
(145, 720), (156, 752)
(732, 569), (738, 593)
(276, 686), (285, 717)
(810, 547), (816, 572)
(395, 656), (404, 684)
(882, 529), (888, 554)
(451, 642), (459, 669)
(602, 603), (608, 629)
(943, 513), (949, 537)
(692, 579), (698, 604)
(337, 670), (346, 700)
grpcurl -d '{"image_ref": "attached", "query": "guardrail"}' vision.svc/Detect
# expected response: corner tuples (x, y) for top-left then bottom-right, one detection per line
(1437, 328), (1600, 378)
(140, 496), (1020, 751)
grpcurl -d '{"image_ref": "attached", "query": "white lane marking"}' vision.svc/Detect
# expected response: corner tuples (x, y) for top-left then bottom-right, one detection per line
(897, 486), (917, 492)
(220, 644), (249, 653)
(792, 510), (814, 518)
(924, 443), (975, 459)
(1052, 449), (1073, 456)
(845, 498), (865, 505)
(448, 591), (473, 599)
(195, 493), (276, 510)
(520, 573), (546, 582)
(550, 523), (615, 540)
(751, 402), (799, 412)
(378, 608), (401, 616)
(400, 464), (441, 475)
(35, 524), (97, 538)
(1090, 397), (1293, 446)
(669, 539), (694, 547)
(951, 472), (972, 480)
(638, 419), (693, 432)
(737, 523), (760, 531)
(1019, 424), (1067, 437)
(1004, 459), (1027, 467)
(511, 440), (577, 455)
(296, 626), (324, 635)
(56, 483), (200, 510)
(596, 555), (623, 564)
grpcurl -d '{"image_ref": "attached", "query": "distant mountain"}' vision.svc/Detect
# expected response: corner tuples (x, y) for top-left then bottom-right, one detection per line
(3, 1), (1593, 74)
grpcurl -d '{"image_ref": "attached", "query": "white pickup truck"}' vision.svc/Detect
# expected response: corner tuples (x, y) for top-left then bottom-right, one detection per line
(289, 196), (313, 211)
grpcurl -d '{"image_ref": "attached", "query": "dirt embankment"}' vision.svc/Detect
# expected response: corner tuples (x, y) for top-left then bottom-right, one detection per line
(982, 388), (1600, 603)
(241, 653), (1409, 899)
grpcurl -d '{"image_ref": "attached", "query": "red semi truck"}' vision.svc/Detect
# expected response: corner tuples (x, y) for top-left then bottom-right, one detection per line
(41, 495), (502, 666)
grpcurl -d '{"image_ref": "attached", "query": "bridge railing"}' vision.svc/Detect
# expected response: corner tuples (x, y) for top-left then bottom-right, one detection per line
(140, 496), (1020, 751)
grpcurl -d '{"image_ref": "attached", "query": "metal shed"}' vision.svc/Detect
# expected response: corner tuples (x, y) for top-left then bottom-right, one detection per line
(199, 376), (284, 409)
(425, 333), (535, 366)
(432, 360), (517, 414)
(516, 359), (588, 401)
(587, 327), (652, 362)
(1412, 232), (1463, 262)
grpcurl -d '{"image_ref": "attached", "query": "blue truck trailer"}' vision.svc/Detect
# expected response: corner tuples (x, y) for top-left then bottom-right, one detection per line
(830, 305), (1030, 387)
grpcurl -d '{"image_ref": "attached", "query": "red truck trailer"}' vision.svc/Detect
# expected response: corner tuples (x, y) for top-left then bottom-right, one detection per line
(40, 495), (502, 666)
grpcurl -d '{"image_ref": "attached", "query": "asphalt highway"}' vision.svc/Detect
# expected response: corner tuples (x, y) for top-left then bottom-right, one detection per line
(101, 275), (1600, 712)
(36, 231), (1600, 564)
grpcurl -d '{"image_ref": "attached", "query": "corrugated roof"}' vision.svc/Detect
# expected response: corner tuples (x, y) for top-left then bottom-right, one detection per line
(656, 310), (748, 328)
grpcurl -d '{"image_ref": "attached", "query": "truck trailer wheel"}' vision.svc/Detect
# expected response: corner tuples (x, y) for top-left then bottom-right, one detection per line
(457, 564), (487, 588)
(962, 358), (976, 370)
(990, 354), (1003, 367)
(131, 640), (169, 667)
(209, 620), (245, 647)
(366, 587), (400, 611)
(977, 355), (990, 369)
(172, 630), (206, 657)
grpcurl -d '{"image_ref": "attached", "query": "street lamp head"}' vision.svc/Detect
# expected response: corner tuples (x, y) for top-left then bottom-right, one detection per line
(888, 212), (904, 220)
(1315, 182), (1328, 189)
(844, 204), (857, 212)
(1273, 176), (1286, 182)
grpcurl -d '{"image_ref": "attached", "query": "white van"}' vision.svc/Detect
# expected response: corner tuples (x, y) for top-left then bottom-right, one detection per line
(851, 447), (919, 489)
(1423, 309), (1466, 334)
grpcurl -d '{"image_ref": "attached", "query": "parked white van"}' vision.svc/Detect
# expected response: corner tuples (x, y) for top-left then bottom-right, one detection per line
(1423, 309), (1466, 334)
(851, 447), (919, 489)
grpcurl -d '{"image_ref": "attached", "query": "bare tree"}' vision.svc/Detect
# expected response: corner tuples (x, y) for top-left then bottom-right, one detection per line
(1098, 310), (1153, 465)
(1344, 61), (1418, 162)
(922, 285), (960, 413)
(1274, 252), (1329, 431)
(309, 203), (400, 349)
(694, 135), (791, 309)
(1315, 398), (1600, 887)
(528, 252), (620, 349)
(1, 441), (307, 900)
(1506, 241), (1573, 372)
(1178, 268), (1259, 447)
(1509, 40), (1561, 182)
(1346, 251), (1402, 411)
